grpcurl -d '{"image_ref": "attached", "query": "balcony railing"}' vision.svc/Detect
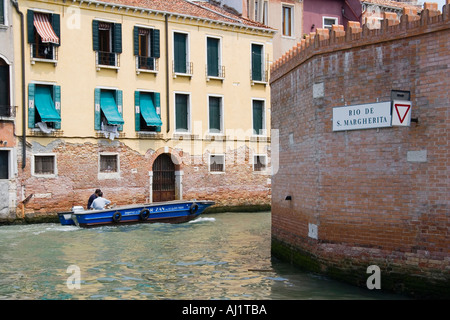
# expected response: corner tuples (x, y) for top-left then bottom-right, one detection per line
(206, 65), (225, 81)
(250, 68), (269, 85)
(96, 51), (120, 71)
(0, 105), (15, 118)
(136, 56), (158, 74)
(172, 61), (193, 78)
(30, 43), (58, 65)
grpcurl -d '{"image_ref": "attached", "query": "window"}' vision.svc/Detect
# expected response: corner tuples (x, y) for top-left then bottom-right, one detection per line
(0, 58), (11, 117)
(135, 91), (162, 132)
(209, 154), (224, 173)
(93, 20), (122, 67)
(175, 93), (190, 133)
(0, 0), (5, 25)
(27, 10), (60, 61)
(206, 37), (224, 78)
(208, 96), (223, 134)
(282, 5), (293, 37)
(98, 153), (120, 179)
(94, 88), (124, 132)
(173, 32), (192, 75)
(323, 17), (338, 30)
(33, 155), (56, 176)
(28, 83), (61, 131)
(251, 43), (265, 82)
(253, 155), (267, 172)
(252, 99), (265, 135)
(0, 150), (9, 179)
(100, 154), (118, 173)
(253, 0), (268, 24)
(134, 27), (160, 71)
(262, 1), (268, 25)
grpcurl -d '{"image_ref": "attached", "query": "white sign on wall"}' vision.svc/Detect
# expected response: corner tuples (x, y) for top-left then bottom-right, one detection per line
(332, 102), (392, 131)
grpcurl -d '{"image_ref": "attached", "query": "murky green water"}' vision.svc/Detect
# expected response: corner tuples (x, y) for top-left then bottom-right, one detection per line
(0, 212), (407, 300)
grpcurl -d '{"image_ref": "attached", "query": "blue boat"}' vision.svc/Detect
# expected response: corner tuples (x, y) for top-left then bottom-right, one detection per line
(57, 200), (215, 228)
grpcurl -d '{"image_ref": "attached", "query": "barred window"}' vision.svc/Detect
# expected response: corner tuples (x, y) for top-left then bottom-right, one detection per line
(34, 155), (55, 175)
(209, 155), (224, 173)
(253, 155), (266, 172)
(100, 154), (118, 173)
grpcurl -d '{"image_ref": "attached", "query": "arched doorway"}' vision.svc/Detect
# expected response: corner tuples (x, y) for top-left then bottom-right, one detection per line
(152, 153), (175, 202)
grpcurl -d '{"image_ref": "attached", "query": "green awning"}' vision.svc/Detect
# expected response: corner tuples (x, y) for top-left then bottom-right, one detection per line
(100, 91), (124, 125)
(35, 86), (61, 123)
(140, 93), (162, 127)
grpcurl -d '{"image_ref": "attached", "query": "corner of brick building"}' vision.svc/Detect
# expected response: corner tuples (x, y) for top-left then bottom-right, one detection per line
(270, 2), (450, 299)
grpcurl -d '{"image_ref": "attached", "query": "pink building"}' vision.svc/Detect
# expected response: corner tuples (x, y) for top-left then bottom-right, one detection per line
(303, 0), (362, 34)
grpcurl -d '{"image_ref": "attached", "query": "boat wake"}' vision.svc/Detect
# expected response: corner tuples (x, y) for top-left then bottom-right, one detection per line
(189, 217), (216, 224)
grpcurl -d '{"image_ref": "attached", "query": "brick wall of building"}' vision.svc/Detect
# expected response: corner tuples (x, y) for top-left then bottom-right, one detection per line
(270, 3), (449, 298)
(15, 139), (271, 218)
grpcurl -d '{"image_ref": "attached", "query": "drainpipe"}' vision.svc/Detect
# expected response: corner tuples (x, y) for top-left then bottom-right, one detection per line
(165, 14), (170, 133)
(10, 0), (26, 169)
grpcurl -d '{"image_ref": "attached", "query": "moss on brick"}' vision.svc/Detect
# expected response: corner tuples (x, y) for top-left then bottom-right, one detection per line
(0, 214), (60, 226)
(271, 237), (322, 273)
(271, 237), (450, 299)
(205, 204), (271, 214)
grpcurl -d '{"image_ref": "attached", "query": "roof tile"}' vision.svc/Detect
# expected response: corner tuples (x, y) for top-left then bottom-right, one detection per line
(94, 0), (273, 30)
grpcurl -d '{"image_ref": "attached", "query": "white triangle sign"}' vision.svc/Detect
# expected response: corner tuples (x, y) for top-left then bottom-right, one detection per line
(392, 100), (411, 126)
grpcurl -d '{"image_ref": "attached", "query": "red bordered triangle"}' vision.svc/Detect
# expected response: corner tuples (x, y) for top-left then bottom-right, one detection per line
(394, 104), (411, 124)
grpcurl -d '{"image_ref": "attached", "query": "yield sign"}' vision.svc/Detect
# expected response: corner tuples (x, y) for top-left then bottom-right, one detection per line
(392, 100), (412, 126)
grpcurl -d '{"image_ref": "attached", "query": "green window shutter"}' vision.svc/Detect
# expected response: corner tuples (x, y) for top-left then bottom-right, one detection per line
(92, 20), (99, 51)
(154, 92), (161, 114)
(113, 23), (122, 54)
(209, 97), (221, 133)
(207, 38), (219, 77)
(151, 29), (160, 58)
(53, 85), (61, 129)
(0, 65), (7, 107)
(174, 33), (187, 73)
(94, 88), (101, 130)
(134, 91), (140, 132)
(28, 83), (35, 128)
(175, 94), (188, 132)
(115, 90), (123, 131)
(133, 26), (139, 56)
(0, 0), (5, 25)
(51, 14), (61, 46)
(253, 100), (264, 135)
(251, 44), (263, 81)
(27, 10), (35, 44)
(154, 92), (161, 132)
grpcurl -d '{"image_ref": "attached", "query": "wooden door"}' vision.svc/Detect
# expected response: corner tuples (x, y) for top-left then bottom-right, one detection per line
(152, 154), (175, 202)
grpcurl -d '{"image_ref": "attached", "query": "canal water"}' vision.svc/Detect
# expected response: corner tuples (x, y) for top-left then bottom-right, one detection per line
(0, 211), (407, 300)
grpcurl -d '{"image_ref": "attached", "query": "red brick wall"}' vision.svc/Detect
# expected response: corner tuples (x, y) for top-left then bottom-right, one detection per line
(270, 4), (450, 297)
(0, 122), (15, 147)
(16, 140), (271, 216)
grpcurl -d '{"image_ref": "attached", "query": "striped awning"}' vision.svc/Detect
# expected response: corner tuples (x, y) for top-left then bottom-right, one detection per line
(33, 12), (59, 44)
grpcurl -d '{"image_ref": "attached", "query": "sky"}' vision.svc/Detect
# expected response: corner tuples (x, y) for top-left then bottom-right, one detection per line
(417, 0), (446, 9)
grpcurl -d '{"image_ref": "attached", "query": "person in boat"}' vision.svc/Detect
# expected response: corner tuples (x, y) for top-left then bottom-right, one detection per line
(91, 191), (111, 210)
(87, 189), (101, 209)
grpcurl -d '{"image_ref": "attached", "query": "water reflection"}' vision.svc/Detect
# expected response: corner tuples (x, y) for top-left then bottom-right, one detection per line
(0, 212), (407, 300)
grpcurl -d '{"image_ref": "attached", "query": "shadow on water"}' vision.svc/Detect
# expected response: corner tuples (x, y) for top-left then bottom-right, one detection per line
(0, 211), (409, 300)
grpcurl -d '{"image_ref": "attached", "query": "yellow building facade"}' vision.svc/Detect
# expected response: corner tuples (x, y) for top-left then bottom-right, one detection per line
(10, 0), (275, 216)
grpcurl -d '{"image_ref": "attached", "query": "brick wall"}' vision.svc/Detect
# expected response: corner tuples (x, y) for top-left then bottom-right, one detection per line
(15, 139), (271, 217)
(270, 3), (450, 298)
